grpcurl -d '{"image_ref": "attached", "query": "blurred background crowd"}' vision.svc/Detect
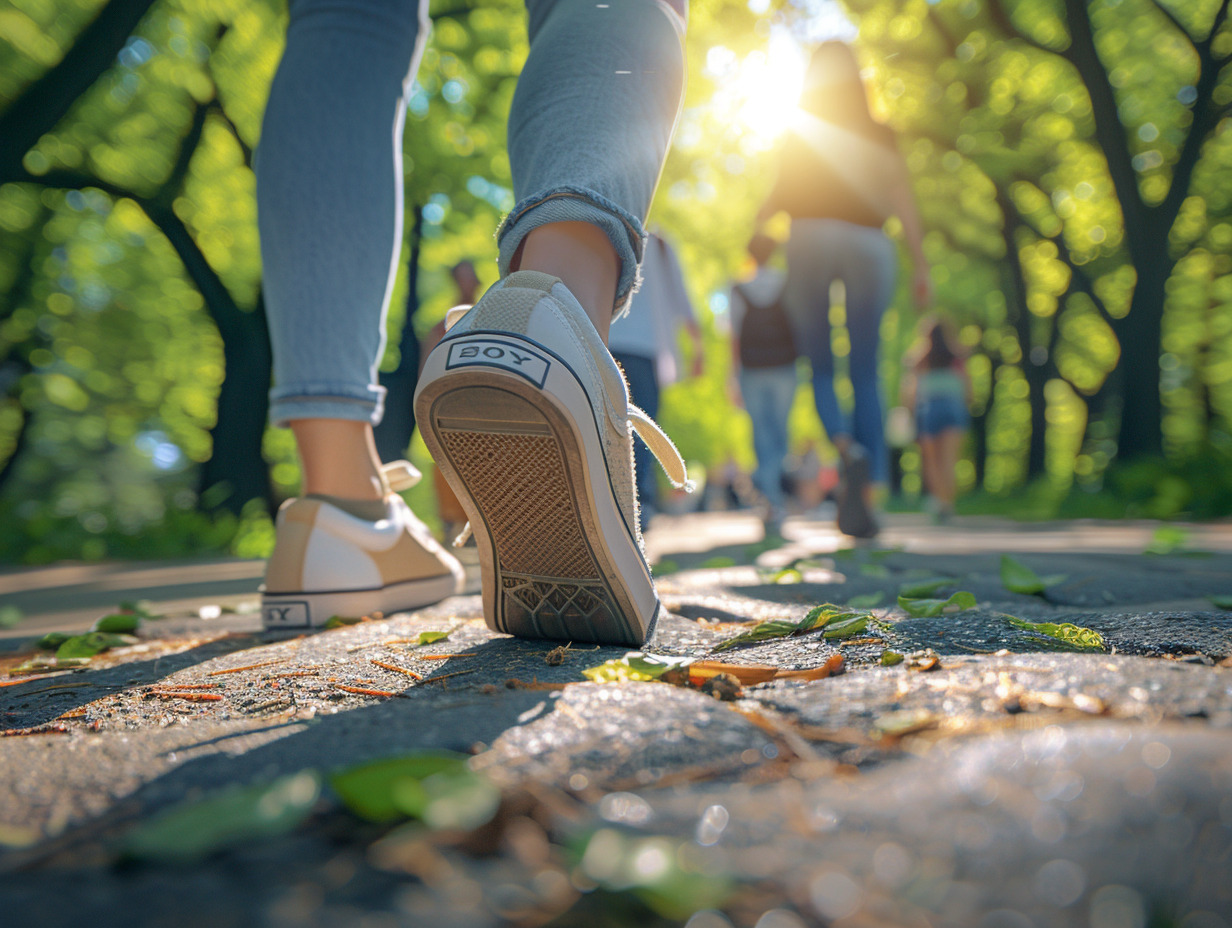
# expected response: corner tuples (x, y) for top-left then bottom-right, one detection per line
(1, 0), (1230, 564)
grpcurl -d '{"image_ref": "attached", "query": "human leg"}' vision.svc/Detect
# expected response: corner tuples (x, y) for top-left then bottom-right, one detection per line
(258, 0), (462, 628)
(842, 226), (898, 486)
(934, 426), (965, 510)
(414, 0), (689, 646)
(740, 364), (798, 524)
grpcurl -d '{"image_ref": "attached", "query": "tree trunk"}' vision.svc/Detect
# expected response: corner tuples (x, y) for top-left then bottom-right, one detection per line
(374, 204), (423, 464)
(1112, 253), (1168, 459)
(198, 294), (273, 515)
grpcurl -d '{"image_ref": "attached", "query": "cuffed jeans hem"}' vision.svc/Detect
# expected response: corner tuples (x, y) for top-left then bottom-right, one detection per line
(268, 386), (386, 428)
(497, 185), (645, 316)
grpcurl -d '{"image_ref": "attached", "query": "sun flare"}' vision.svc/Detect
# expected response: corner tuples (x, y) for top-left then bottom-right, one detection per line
(707, 35), (808, 147)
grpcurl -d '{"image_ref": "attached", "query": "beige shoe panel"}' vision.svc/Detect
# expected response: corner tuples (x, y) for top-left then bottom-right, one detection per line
(264, 499), (322, 592)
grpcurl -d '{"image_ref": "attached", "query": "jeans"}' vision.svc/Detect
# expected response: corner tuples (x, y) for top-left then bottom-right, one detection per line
(258, 0), (686, 427)
(610, 351), (660, 511)
(917, 395), (969, 437)
(783, 218), (897, 484)
(739, 364), (798, 509)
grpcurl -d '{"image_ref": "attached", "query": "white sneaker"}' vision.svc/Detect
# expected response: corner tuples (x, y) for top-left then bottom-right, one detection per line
(261, 461), (464, 630)
(414, 271), (690, 646)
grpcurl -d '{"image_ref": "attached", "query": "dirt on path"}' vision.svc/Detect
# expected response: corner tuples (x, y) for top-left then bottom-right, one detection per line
(2, 512), (1231, 927)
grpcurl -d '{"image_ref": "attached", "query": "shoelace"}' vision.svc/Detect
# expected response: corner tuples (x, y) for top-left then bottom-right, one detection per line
(380, 460), (421, 493)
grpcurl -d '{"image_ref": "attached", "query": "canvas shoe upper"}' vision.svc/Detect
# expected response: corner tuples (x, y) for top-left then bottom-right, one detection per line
(261, 460), (464, 630)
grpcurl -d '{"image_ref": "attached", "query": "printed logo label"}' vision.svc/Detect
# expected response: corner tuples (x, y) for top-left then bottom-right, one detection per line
(263, 602), (310, 628)
(446, 339), (550, 387)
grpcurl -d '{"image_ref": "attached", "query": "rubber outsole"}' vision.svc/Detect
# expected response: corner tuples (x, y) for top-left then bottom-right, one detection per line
(261, 570), (461, 630)
(415, 334), (656, 647)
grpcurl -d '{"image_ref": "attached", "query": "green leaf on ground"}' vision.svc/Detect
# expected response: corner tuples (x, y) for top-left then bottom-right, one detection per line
(897, 591), (978, 617)
(1006, 617), (1105, 652)
(1000, 554), (1065, 595)
(55, 632), (135, 660)
(118, 600), (160, 619)
(123, 771), (321, 864)
(582, 652), (689, 683)
(329, 752), (499, 830)
(822, 614), (869, 638)
(577, 828), (732, 919)
(897, 577), (953, 599)
(701, 556), (737, 569)
(880, 650), (904, 666)
(653, 559), (679, 576)
(846, 591), (884, 608)
(413, 631), (450, 646)
(1209, 595), (1232, 610)
(93, 613), (141, 633)
(1145, 525), (1189, 555)
(771, 567), (803, 584)
(324, 615), (364, 628)
(712, 604), (866, 652)
(0, 606), (22, 629)
(36, 632), (71, 651)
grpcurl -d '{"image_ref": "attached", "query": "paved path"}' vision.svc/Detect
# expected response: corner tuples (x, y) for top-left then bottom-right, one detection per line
(2, 512), (1231, 927)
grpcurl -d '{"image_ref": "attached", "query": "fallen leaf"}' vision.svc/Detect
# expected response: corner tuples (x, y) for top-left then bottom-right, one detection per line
(93, 613), (141, 634)
(1210, 595), (1232, 610)
(123, 771), (321, 863)
(897, 591), (977, 617)
(822, 614), (869, 639)
(36, 632), (71, 652)
(55, 632), (136, 661)
(330, 752), (499, 831)
(413, 631), (451, 647)
(880, 650), (905, 666)
(713, 604), (867, 652)
(581, 653), (689, 683)
(687, 661), (778, 686)
(0, 606), (22, 629)
(1000, 555), (1065, 596)
(1006, 617), (1105, 652)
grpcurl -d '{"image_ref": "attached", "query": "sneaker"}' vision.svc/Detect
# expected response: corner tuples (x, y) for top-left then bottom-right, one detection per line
(836, 443), (879, 539)
(261, 461), (464, 630)
(414, 271), (690, 646)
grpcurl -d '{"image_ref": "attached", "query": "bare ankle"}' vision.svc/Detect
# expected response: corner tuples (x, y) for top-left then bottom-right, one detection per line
(290, 419), (385, 500)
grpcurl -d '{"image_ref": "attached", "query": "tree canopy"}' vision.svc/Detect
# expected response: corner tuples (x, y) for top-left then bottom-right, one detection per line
(1, 0), (1229, 564)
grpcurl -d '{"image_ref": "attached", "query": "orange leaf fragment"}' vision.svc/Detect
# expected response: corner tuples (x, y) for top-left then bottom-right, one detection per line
(687, 662), (779, 687)
(369, 659), (422, 680)
(775, 654), (846, 681)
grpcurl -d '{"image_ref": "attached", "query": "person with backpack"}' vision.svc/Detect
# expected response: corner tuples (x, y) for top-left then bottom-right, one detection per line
(729, 233), (798, 535)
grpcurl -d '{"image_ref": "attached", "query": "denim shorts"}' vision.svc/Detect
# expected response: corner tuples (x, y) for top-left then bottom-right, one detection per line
(916, 395), (969, 437)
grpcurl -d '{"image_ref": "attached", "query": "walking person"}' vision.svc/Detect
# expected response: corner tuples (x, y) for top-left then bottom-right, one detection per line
(756, 41), (930, 539)
(608, 231), (704, 522)
(903, 317), (970, 522)
(729, 233), (796, 536)
(257, 0), (691, 646)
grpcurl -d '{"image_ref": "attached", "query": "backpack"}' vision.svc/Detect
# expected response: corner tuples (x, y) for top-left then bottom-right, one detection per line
(735, 282), (797, 369)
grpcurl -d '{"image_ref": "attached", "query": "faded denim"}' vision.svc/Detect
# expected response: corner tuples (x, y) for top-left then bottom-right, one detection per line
(783, 218), (898, 485)
(257, 0), (686, 427)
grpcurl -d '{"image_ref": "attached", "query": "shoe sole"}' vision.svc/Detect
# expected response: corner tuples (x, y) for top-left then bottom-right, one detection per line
(262, 571), (461, 630)
(415, 332), (658, 646)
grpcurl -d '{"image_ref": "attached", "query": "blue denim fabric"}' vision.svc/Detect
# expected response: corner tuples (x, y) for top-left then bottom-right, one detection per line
(783, 219), (897, 485)
(739, 364), (798, 508)
(611, 351), (660, 510)
(917, 395), (969, 437)
(258, 0), (687, 427)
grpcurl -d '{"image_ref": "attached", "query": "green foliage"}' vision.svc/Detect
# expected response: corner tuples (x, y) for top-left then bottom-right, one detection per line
(122, 770), (322, 864)
(999, 554), (1065, 595)
(896, 591), (978, 617)
(328, 752), (499, 830)
(712, 603), (869, 651)
(1006, 616), (1106, 652)
(2, 0), (1231, 568)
